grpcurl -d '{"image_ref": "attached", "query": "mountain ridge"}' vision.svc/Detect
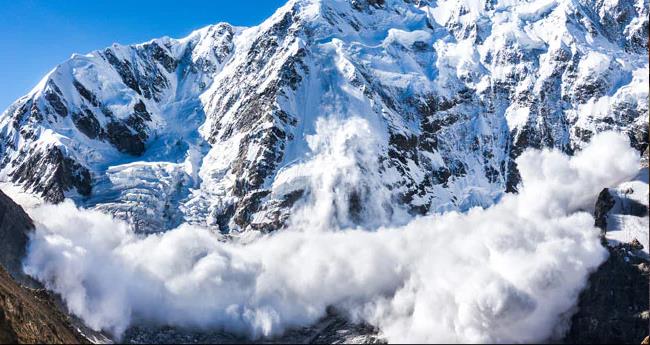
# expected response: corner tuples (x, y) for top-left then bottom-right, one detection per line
(0, 0), (647, 234)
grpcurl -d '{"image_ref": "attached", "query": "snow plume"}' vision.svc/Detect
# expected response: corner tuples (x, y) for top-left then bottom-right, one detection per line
(272, 117), (410, 231)
(22, 121), (640, 343)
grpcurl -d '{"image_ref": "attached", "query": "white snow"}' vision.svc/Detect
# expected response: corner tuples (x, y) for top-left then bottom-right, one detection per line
(505, 105), (530, 130)
(578, 51), (612, 77)
(0, 182), (43, 209)
(1, 0), (646, 232)
(20, 131), (639, 343)
(605, 168), (650, 255)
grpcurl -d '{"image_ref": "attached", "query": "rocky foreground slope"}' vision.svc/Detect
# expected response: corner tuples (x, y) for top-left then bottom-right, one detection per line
(0, 266), (87, 344)
(0, 190), (87, 344)
(565, 167), (650, 344)
(565, 241), (649, 344)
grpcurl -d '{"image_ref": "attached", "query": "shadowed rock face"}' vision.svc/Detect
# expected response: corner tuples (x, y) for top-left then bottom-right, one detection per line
(594, 188), (616, 231)
(0, 190), (87, 344)
(0, 190), (33, 285)
(565, 177), (650, 344)
(565, 242), (649, 344)
(123, 307), (384, 344)
(8, 146), (92, 204)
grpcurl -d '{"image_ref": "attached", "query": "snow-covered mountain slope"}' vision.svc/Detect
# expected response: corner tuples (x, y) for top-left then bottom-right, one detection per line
(597, 167), (649, 255)
(0, 0), (647, 233)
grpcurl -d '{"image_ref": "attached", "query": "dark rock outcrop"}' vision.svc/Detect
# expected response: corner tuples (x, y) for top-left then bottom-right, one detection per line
(123, 307), (384, 344)
(106, 121), (147, 156)
(565, 181), (650, 344)
(9, 146), (92, 203)
(594, 188), (616, 231)
(72, 109), (102, 139)
(564, 242), (649, 344)
(0, 190), (33, 285)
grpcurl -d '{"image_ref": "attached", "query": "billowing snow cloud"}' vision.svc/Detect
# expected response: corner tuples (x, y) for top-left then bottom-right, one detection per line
(22, 118), (639, 343)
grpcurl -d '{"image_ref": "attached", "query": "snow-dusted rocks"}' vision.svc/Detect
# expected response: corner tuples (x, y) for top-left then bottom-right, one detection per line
(0, 0), (647, 233)
(596, 168), (649, 255)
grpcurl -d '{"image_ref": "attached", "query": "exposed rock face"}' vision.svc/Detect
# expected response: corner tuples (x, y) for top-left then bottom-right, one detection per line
(0, 0), (646, 234)
(565, 242), (649, 344)
(8, 146), (92, 203)
(0, 190), (33, 284)
(0, 266), (86, 344)
(123, 308), (383, 344)
(594, 188), (616, 231)
(0, 190), (87, 344)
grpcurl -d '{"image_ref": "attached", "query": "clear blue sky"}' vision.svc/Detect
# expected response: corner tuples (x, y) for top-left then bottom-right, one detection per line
(0, 0), (287, 111)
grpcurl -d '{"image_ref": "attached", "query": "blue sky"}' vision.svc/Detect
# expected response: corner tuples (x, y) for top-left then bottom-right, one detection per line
(0, 0), (287, 111)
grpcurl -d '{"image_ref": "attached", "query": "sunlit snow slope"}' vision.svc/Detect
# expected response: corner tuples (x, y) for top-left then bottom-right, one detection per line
(0, 0), (647, 233)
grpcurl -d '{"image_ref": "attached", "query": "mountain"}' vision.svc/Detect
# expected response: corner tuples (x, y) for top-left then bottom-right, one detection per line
(0, 0), (647, 235)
